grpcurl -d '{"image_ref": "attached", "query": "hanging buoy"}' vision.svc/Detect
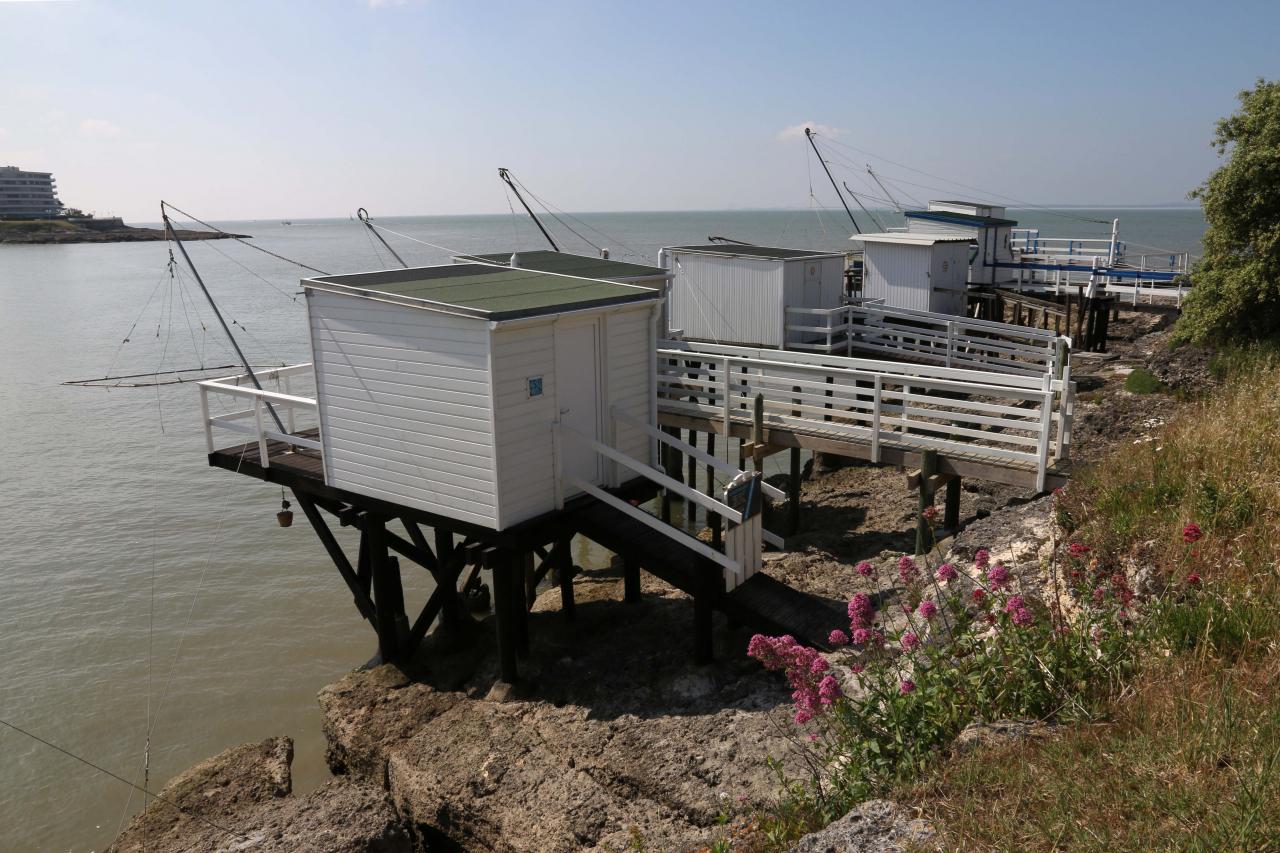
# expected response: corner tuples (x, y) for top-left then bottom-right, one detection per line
(277, 494), (294, 527)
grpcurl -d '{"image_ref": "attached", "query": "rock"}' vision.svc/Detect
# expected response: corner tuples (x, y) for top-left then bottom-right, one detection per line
(108, 736), (412, 853)
(952, 719), (1060, 755)
(786, 799), (935, 852)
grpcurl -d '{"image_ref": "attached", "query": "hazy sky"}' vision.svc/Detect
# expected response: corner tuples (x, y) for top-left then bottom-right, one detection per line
(2, 0), (1275, 220)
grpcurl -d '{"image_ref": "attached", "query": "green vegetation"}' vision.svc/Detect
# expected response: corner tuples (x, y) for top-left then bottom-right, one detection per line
(1123, 366), (1167, 394)
(1175, 79), (1280, 345)
(903, 352), (1280, 850)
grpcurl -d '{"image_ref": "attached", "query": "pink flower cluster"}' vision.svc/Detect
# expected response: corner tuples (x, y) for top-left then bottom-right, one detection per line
(747, 634), (843, 724)
(1183, 522), (1203, 544)
(898, 555), (920, 586)
(974, 549), (991, 571)
(1067, 542), (1092, 558)
(986, 562), (1010, 589)
(856, 561), (875, 578)
(848, 592), (875, 630)
(917, 600), (938, 620)
(936, 563), (958, 582)
(1004, 595), (1034, 627)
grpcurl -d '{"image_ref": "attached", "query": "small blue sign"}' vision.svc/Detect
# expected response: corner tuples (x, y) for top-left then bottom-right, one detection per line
(528, 376), (543, 398)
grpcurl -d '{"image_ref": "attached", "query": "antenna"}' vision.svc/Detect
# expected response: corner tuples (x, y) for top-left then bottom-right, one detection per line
(803, 127), (861, 234)
(498, 168), (559, 251)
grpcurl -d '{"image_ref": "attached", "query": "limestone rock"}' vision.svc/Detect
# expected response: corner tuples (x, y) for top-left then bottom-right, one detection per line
(786, 799), (935, 852)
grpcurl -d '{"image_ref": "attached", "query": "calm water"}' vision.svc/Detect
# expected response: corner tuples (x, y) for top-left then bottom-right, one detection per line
(0, 207), (1205, 851)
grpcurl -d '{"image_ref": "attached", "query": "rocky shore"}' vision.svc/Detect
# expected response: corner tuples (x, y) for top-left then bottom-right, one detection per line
(110, 306), (1205, 852)
(0, 218), (245, 244)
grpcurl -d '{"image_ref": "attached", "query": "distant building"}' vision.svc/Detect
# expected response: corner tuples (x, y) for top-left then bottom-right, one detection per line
(0, 167), (64, 219)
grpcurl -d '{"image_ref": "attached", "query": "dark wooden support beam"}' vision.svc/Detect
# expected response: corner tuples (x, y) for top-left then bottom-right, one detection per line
(623, 557), (641, 604)
(356, 529), (372, 596)
(694, 590), (713, 665)
(405, 582), (447, 656)
(516, 551), (532, 656)
(945, 475), (962, 532)
(367, 518), (408, 663)
(484, 548), (519, 684)
(555, 535), (576, 622)
(915, 449), (938, 556)
(383, 528), (437, 574)
(402, 520), (439, 571)
(435, 528), (461, 632)
(524, 549), (539, 611)
(707, 431), (722, 550)
(294, 492), (377, 627)
(788, 447), (802, 536)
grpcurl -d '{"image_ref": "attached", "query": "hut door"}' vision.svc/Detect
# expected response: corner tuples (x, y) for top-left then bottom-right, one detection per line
(555, 318), (602, 485)
(802, 260), (823, 306)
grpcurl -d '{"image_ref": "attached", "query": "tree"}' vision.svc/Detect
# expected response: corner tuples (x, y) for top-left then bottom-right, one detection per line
(1174, 79), (1280, 344)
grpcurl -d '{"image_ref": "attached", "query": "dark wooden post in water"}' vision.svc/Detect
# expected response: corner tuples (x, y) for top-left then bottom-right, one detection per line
(915, 449), (938, 556)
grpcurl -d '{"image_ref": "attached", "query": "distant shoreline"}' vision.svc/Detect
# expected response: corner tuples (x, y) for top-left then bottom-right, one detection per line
(0, 219), (247, 245)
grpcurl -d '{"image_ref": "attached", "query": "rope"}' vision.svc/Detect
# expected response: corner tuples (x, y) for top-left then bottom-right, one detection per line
(186, 231), (305, 305)
(0, 717), (250, 842)
(160, 202), (330, 275)
(506, 173), (641, 257)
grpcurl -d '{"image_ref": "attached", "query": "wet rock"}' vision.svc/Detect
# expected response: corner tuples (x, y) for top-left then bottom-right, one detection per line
(108, 736), (411, 853)
(786, 799), (935, 852)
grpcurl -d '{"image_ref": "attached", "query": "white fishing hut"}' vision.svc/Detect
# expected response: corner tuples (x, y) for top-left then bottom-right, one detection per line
(904, 201), (1018, 285)
(659, 244), (845, 348)
(301, 263), (663, 530)
(854, 233), (973, 315)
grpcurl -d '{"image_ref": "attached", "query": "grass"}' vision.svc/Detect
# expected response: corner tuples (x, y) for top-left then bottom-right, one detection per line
(1123, 366), (1167, 394)
(896, 351), (1280, 850)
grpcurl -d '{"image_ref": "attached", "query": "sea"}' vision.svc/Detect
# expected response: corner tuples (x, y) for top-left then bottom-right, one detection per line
(0, 207), (1206, 851)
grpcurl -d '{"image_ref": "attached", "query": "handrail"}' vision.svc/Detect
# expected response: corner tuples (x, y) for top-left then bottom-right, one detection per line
(199, 362), (319, 466)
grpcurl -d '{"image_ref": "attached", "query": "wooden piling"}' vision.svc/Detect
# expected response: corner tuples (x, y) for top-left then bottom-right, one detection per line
(915, 449), (938, 556)
(368, 517), (407, 662)
(623, 556), (641, 604)
(486, 549), (519, 684)
(945, 475), (962, 532)
(707, 432), (722, 550)
(788, 447), (802, 535)
(555, 535), (576, 623)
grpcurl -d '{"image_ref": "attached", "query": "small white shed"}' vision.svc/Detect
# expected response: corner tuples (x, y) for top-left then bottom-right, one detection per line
(854, 233), (973, 315)
(903, 200), (1018, 285)
(301, 263), (663, 531)
(660, 244), (846, 348)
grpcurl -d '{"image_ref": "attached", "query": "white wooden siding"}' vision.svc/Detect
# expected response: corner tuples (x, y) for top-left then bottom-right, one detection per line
(489, 319), (561, 528)
(668, 253), (784, 347)
(783, 256), (846, 345)
(928, 242), (970, 315)
(605, 305), (656, 476)
(862, 243), (932, 312)
(308, 289), (499, 527)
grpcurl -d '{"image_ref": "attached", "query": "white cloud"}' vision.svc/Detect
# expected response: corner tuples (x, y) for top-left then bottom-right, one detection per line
(777, 122), (845, 142)
(79, 118), (122, 139)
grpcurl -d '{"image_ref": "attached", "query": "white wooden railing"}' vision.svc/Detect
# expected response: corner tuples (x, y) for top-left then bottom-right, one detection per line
(554, 406), (784, 592)
(657, 341), (1072, 491)
(197, 364), (320, 466)
(785, 302), (1069, 379)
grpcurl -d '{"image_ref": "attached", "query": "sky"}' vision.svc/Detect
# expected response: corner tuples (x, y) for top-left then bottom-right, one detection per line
(1, 0), (1276, 221)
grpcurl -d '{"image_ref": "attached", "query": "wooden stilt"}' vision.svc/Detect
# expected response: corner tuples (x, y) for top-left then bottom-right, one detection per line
(788, 446), (802, 536)
(694, 591), (713, 664)
(623, 556), (641, 604)
(707, 432), (722, 550)
(945, 475), (962, 533)
(555, 535), (576, 622)
(517, 550), (532, 656)
(434, 529), (460, 632)
(367, 517), (406, 662)
(293, 493), (377, 627)
(915, 450), (938, 556)
(486, 548), (519, 683)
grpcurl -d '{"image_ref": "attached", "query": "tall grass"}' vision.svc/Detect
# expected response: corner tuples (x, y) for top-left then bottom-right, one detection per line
(904, 353), (1280, 850)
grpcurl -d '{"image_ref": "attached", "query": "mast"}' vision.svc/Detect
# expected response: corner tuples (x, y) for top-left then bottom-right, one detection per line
(866, 166), (903, 213)
(356, 208), (408, 269)
(498, 168), (559, 251)
(160, 201), (286, 433)
(804, 127), (861, 234)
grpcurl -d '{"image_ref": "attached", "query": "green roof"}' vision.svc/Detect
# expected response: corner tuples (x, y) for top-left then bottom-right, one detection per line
(303, 263), (660, 321)
(457, 249), (669, 284)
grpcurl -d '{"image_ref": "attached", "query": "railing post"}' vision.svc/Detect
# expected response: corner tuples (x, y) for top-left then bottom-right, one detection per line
(721, 356), (731, 435)
(200, 386), (214, 454)
(945, 320), (955, 368)
(254, 397), (270, 467)
(282, 374), (296, 434)
(871, 374), (883, 464)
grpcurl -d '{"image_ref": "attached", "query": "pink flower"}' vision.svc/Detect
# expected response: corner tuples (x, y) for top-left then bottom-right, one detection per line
(809, 656), (830, 675)
(922, 506), (938, 522)
(972, 588), (987, 604)
(918, 600), (938, 620)
(898, 555), (920, 585)
(818, 674), (842, 703)
(851, 627), (872, 646)
(856, 561), (875, 578)
(1004, 596), (1025, 614)
(1092, 586), (1106, 605)
(850, 662), (865, 675)
(848, 592), (875, 630)
(900, 631), (920, 652)
(986, 563), (1010, 589)
(828, 629), (849, 646)
(794, 709), (813, 725)
(1067, 542), (1092, 558)
(899, 679), (916, 695)
(1186, 572), (1202, 587)
(937, 563), (958, 582)
(974, 549), (991, 571)
(1183, 523), (1203, 544)
(1011, 607), (1034, 627)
